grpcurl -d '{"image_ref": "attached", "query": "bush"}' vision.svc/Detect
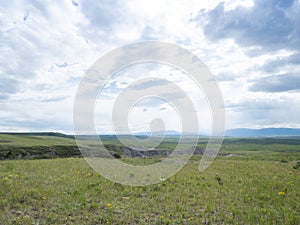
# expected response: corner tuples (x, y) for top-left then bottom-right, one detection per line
(113, 152), (121, 159)
(293, 161), (300, 170)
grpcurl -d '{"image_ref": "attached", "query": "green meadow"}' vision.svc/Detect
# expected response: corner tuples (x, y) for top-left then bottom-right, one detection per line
(0, 134), (299, 224)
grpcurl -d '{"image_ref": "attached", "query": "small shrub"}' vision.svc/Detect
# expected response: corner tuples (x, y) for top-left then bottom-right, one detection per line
(215, 174), (223, 185)
(293, 161), (300, 170)
(113, 153), (121, 159)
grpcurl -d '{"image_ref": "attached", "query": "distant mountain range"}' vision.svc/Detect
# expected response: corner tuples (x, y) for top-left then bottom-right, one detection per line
(1, 128), (300, 137)
(135, 128), (300, 137)
(225, 128), (300, 137)
(133, 130), (180, 136)
(134, 128), (300, 137)
(0, 132), (74, 138)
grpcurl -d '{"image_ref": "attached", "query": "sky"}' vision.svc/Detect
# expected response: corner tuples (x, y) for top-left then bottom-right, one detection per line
(0, 0), (300, 134)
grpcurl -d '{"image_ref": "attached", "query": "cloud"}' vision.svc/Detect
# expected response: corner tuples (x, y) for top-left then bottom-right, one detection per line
(0, 96), (74, 133)
(78, 0), (142, 44)
(140, 25), (165, 40)
(55, 62), (68, 68)
(226, 96), (300, 128)
(130, 79), (170, 90)
(260, 53), (300, 73)
(134, 98), (167, 107)
(101, 81), (123, 95)
(194, 0), (300, 77)
(249, 74), (300, 92)
(80, 0), (127, 31)
(227, 98), (280, 110)
(214, 72), (238, 82)
(0, 78), (20, 99)
(197, 0), (300, 130)
(203, 0), (300, 54)
(1, 0), (300, 132)
(0, 0), (89, 94)
(72, 0), (79, 7)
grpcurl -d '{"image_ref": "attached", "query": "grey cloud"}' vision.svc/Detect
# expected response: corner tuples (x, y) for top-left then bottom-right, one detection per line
(38, 96), (68, 103)
(226, 97), (300, 126)
(135, 98), (166, 107)
(130, 79), (169, 90)
(0, 119), (50, 129)
(215, 73), (237, 82)
(0, 94), (10, 100)
(140, 25), (164, 40)
(0, 117), (72, 132)
(260, 53), (300, 73)
(55, 62), (68, 68)
(141, 26), (156, 40)
(72, 0), (79, 7)
(227, 99), (278, 110)
(202, 0), (300, 54)
(80, 0), (127, 31)
(102, 81), (122, 94)
(0, 30), (39, 79)
(0, 77), (20, 99)
(0, 78), (19, 94)
(0, 2), (73, 82)
(23, 11), (30, 22)
(133, 91), (187, 108)
(67, 76), (82, 86)
(249, 74), (300, 92)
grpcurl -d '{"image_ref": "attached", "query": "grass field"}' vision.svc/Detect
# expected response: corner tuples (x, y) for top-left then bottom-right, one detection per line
(0, 134), (300, 224)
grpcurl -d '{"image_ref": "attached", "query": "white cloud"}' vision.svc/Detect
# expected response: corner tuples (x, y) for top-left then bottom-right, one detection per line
(0, 0), (299, 133)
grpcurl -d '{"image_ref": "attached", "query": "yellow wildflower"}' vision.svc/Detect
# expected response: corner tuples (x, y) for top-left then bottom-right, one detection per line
(107, 203), (113, 208)
(278, 191), (285, 195)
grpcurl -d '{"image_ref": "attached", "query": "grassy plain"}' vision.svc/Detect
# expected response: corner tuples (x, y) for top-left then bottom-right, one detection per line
(0, 134), (299, 224)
